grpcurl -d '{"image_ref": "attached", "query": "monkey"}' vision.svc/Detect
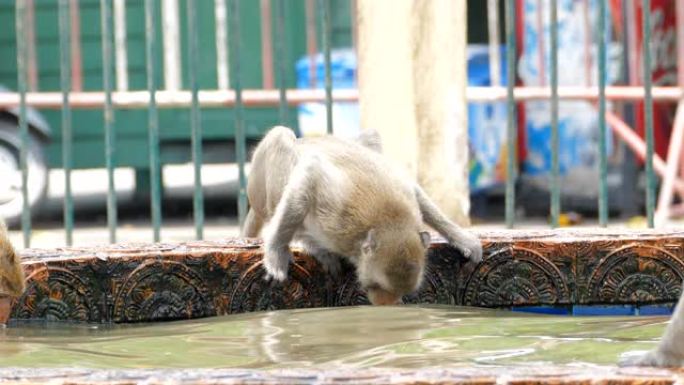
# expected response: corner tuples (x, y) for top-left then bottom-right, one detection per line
(242, 126), (483, 305)
(0, 218), (24, 299)
(0, 219), (26, 297)
(0, 218), (24, 325)
(619, 285), (684, 368)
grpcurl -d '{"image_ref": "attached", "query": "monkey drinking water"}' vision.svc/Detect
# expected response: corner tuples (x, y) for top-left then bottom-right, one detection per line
(0, 219), (24, 299)
(0, 218), (24, 324)
(242, 126), (482, 305)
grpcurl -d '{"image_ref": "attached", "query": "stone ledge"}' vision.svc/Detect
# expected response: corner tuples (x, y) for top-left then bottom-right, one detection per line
(6, 229), (684, 323)
(0, 367), (681, 385)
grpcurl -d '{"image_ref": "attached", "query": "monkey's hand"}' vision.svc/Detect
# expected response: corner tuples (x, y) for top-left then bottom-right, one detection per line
(619, 349), (684, 368)
(262, 245), (293, 282)
(449, 232), (483, 264)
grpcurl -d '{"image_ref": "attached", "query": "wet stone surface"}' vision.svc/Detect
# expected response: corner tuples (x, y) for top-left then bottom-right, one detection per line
(0, 367), (683, 385)
(5, 229), (684, 323)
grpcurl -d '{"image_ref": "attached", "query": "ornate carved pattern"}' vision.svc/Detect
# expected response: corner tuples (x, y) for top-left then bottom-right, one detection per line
(462, 247), (570, 306)
(113, 260), (213, 322)
(333, 273), (371, 306)
(8, 235), (684, 324)
(403, 264), (453, 305)
(11, 266), (100, 322)
(229, 261), (326, 312)
(587, 245), (684, 303)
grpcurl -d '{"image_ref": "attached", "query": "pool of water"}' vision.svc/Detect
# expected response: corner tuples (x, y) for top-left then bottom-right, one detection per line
(0, 306), (666, 369)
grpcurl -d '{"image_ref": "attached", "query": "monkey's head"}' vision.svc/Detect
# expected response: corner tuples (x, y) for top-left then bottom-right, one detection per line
(357, 228), (431, 305)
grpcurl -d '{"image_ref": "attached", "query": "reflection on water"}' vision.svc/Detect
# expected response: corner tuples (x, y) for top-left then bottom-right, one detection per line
(0, 306), (667, 369)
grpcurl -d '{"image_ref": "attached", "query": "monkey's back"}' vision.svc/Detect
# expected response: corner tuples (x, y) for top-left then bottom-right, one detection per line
(297, 136), (423, 256)
(247, 126), (300, 219)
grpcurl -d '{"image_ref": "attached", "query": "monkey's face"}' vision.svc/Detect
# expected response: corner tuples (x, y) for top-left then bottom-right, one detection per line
(358, 229), (430, 305)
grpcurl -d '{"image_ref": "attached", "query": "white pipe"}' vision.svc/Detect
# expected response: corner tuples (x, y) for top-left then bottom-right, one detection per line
(487, 0), (501, 87)
(162, 0), (181, 91)
(113, 0), (128, 91)
(215, 0), (229, 90)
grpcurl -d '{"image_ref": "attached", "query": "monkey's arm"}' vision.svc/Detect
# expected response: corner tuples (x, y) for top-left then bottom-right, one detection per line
(261, 155), (319, 282)
(414, 185), (483, 263)
(619, 287), (684, 367)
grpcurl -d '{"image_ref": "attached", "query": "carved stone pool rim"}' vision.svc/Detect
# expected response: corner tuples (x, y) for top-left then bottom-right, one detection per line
(0, 366), (682, 385)
(7, 228), (684, 323)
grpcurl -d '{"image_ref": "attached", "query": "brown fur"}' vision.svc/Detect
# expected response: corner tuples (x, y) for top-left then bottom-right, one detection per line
(243, 126), (482, 305)
(0, 219), (25, 298)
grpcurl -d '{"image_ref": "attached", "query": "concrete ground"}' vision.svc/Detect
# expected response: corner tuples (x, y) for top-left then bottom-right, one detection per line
(6, 165), (671, 250)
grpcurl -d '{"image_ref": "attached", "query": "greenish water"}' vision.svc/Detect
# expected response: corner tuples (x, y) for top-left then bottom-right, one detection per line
(0, 306), (666, 369)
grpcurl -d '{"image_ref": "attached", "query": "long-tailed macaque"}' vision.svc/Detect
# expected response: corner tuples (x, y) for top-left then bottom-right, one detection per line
(0, 218), (24, 324)
(0, 219), (24, 298)
(619, 286), (684, 367)
(242, 126), (483, 305)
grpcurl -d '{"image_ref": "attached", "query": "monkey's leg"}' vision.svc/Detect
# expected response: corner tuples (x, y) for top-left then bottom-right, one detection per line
(298, 236), (343, 276)
(242, 208), (264, 237)
(414, 185), (483, 263)
(261, 156), (319, 282)
(619, 285), (684, 367)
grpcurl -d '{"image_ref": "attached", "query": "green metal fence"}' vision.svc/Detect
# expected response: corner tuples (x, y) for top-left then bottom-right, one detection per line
(8, 0), (336, 248)
(3, 0), (681, 248)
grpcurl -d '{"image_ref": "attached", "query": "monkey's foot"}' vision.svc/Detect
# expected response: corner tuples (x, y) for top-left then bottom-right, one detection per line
(450, 233), (483, 264)
(262, 246), (292, 282)
(619, 349), (684, 368)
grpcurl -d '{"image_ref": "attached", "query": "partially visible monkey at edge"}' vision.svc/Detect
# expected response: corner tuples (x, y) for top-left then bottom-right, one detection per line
(242, 126), (483, 305)
(0, 218), (25, 299)
(619, 285), (684, 368)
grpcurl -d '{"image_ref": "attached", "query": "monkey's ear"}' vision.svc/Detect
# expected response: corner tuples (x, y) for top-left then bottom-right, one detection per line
(419, 231), (431, 248)
(362, 229), (377, 254)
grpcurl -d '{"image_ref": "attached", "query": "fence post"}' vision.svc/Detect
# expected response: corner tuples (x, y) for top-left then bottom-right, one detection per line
(358, 0), (471, 225)
(15, 0), (32, 248)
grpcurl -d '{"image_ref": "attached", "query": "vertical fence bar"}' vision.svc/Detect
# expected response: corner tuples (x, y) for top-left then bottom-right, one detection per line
(550, 0), (560, 228)
(536, 0), (546, 86)
(582, 0), (593, 86)
(101, 0), (117, 243)
(15, 0), (32, 248)
(215, 0), (229, 90)
(187, 0), (204, 239)
(597, 0), (608, 226)
(229, 0), (248, 229)
(25, 0), (38, 91)
(145, 0), (162, 242)
(319, 0), (333, 134)
(350, 0), (357, 71)
(274, 0), (288, 124)
(642, 0), (655, 227)
(505, 0), (517, 228)
(59, 0), (74, 245)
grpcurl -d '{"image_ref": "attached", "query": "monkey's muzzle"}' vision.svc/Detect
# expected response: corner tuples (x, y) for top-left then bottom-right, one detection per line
(366, 288), (404, 306)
